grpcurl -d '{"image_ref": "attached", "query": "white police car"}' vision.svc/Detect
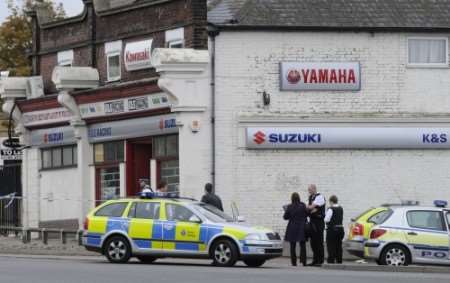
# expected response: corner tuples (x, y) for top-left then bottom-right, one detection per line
(365, 200), (450, 266)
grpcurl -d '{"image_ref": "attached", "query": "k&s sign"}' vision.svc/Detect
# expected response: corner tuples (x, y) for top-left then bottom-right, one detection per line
(280, 62), (361, 91)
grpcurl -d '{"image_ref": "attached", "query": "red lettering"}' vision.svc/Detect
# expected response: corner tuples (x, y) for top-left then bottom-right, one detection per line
(310, 69), (318, 83)
(330, 69), (337, 83)
(348, 69), (356, 84)
(338, 69), (347, 83)
(318, 69), (329, 83)
(301, 69), (310, 83)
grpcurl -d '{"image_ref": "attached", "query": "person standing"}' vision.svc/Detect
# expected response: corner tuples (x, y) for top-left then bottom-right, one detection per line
(156, 181), (168, 193)
(325, 195), (344, 264)
(283, 192), (307, 266)
(307, 184), (326, 266)
(201, 183), (223, 211)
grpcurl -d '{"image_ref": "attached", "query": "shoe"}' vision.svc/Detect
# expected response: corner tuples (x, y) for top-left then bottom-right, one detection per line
(306, 262), (317, 266)
(291, 263), (297, 266)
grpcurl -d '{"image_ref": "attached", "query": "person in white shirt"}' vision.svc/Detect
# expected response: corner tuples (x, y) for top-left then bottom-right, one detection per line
(325, 195), (344, 264)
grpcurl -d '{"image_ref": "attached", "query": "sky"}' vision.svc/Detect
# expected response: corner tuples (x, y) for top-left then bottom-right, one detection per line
(0, 0), (84, 24)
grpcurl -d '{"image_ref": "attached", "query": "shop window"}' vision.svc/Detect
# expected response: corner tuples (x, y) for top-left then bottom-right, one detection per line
(408, 37), (448, 67)
(98, 167), (121, 202)
(41, 145), (77, 170)
(153, 135), (178, 158)
(165, 28), (184, 48)
(160, 159), (179, 192)
(94, 141), (124, 163)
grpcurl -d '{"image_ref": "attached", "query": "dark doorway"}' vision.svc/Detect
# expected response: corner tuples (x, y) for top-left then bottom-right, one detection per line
(126, 139), (153, 196)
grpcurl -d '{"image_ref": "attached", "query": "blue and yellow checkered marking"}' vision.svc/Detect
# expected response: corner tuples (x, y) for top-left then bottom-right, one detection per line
(107, 217), (130, 232)
(85, 233), (102, 247)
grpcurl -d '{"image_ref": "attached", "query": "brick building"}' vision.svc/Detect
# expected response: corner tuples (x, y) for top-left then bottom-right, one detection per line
(0, 0), (209, 229)
(208, 0), (450, 235)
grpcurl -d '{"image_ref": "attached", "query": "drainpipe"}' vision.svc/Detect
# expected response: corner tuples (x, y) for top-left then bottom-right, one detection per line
(208, 25), (219, 190)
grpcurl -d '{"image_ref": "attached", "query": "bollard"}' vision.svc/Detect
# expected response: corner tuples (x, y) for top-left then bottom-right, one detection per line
(42, 229), (48, 245)
(22, 229), (30, 244)
(78, 230), (83, 246)
(61, 230), (67, 245)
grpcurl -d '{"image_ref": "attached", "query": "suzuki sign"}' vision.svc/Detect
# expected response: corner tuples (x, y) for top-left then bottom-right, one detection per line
(124, 39), (153, 71)
(246, 127), (450, 149)
(280, 62), (361, 91)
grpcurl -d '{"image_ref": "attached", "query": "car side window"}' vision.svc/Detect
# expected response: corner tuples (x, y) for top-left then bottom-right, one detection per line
(446, 213), (450, 229)
(406, 211), (445, 231)
(368, 210), (392, 225)
(130, 202), (160, 220)
(165, 203), (197, 222)
(95, 202), (128, 217)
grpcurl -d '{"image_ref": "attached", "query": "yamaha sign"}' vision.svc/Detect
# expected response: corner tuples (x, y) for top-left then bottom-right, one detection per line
(280, 62), (361, 91)
(246, 127), (450, 149)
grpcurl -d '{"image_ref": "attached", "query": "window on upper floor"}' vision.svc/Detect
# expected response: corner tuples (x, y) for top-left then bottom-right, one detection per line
(105, 40), (122, 82)
(408, 37), (448, 67)
(165, 28), (184, 48)
(57, 50), (74, 66)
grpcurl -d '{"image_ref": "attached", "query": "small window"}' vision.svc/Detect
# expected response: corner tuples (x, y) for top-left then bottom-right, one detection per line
(41, 145), (77, 170)
(95, 202), (128, 217)
(94, 141), (124, 164)
(406, 211), (445, 231)
(408, 38), (448, 67)
(165, 27), (184, 48)
(166, 203), (196, 222)
(153, 135), (178, 158)
(129, 202), (161, 219)
(57, 50), (74, 66)
(107, 53), (121, 82)
(368, 210), (392, 225)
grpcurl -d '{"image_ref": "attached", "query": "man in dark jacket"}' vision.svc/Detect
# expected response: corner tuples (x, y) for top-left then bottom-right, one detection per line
(201, 183), (223, 211)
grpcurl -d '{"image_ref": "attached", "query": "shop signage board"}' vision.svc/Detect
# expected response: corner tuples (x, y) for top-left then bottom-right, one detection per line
(246, 127), (450, 149)
(280, 62), (361, 91)
(124, 39), (153, 71)
(22, 93), (170, 127)
(88, 114), (178, 143)
(0, 138), (22, 161)
(30, 126), (76, 147)
(79, 93), (170, 118)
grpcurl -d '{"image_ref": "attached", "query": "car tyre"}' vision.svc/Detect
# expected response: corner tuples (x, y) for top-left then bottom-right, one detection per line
(243, 259), (266, 267)
(136, 256), (157, 264)
(211, 239), (239, 267)
(104, 235), (131, 263)
(379, 244), (410, 266)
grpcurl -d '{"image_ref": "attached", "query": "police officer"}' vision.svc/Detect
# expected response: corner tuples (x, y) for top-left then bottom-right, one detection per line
(201, 183), (224, 211)
(325, 195), (344, 264)
(307, 184), (326, 266)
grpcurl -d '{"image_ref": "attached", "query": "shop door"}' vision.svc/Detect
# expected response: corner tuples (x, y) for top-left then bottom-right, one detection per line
(127, 141), (153, 196)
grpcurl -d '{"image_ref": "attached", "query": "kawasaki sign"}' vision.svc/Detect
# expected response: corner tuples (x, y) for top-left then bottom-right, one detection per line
(246, 127), (450, 149)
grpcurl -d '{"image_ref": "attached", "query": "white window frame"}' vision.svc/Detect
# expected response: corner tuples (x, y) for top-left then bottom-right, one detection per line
(407, 37), (449, 68)
(165, 27), (184, 48)
(106, 52), (121, 82)
(57, 50), (74, 66)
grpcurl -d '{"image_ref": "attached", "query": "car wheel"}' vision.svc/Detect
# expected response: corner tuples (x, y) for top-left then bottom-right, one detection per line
(104, 236), (131, 263)
(211, 239), (238, 267)
(243, 259), (266, 267)
(136, 256), (157, 264)
(380, 244), (410, 266)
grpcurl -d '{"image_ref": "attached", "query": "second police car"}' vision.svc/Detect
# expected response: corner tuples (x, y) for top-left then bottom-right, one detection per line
(365, 201), (450, 266)
(82, 193), (283, 267)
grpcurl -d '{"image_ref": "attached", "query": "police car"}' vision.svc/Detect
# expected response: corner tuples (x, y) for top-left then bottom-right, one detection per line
(365, 200), (450, 266)
(82, 193), (283, 267)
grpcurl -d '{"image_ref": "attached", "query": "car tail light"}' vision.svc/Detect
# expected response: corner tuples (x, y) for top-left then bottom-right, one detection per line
(83, 217), (89, 231)
(352, 223), (364, 236)
(370, 229), (387, 239)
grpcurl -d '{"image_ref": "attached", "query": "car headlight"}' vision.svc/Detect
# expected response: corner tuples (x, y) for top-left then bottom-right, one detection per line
(245, 233), (267, 241)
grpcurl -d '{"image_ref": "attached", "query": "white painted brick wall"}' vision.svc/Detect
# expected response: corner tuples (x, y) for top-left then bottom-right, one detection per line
(213, 31), (450, 237)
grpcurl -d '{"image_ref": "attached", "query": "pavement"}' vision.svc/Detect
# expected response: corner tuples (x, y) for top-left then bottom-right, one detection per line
(0, 254), (449, 283)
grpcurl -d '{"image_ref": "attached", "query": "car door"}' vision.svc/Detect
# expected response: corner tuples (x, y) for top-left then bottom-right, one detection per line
(127, 201), (163, 251)
(405, 210), (449, 265)
(162, 202), (205, 254)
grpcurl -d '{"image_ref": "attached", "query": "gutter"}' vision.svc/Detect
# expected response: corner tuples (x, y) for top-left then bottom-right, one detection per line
(208, 24), (220, 190)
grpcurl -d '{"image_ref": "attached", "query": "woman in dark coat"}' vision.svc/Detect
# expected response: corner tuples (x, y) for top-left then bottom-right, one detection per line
(283, 192), (307, 266)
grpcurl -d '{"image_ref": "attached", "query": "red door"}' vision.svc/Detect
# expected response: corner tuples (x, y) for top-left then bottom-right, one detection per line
(126, 140), (153, 196)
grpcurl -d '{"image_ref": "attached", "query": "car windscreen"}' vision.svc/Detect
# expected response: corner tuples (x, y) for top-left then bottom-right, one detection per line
(193, 203), (234, 223)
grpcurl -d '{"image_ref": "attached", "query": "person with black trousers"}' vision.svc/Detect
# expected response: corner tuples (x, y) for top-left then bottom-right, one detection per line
(307, 184), (326, 266)
(283, 192), (307, 266)
(325, 195), (345, 264)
